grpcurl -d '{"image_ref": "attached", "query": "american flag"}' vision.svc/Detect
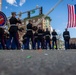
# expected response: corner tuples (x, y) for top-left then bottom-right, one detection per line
(67, 4), (76, 28)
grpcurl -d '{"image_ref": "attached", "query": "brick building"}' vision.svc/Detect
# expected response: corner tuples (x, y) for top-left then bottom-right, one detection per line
(70, 38), (76, 44)
(23, 14), (52, 32)
(69, 38), (76, 49)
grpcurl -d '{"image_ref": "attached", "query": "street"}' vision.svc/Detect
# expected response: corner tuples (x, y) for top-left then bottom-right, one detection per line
(0, 50), (76, 75)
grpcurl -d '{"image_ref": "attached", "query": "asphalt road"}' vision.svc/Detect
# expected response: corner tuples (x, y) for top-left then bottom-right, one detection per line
(0, 49), (76, 75)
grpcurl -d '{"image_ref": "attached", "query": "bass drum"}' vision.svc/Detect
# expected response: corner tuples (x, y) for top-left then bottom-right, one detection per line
(0, 11), (7, 26)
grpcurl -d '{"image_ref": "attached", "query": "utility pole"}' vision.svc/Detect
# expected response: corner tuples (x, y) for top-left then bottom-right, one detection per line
(0, 0), (2, 11)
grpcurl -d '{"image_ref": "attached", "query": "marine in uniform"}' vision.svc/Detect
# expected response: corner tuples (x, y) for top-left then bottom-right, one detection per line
(52, 29), (57, 49)
(7, 12), (21, 49)
(63, 28), (70, 49)
(33, 30), (38, 49)
(22, 33), (27, 49)
(0, 27), (6, 49)
(26, 20), (34, 49)
(38, 27), (44, 49)
(45, 28), (51, 49)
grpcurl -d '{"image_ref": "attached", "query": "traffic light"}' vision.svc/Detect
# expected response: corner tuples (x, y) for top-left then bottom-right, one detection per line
(39, 7), (43, 15)
(27, 11), (30, 18)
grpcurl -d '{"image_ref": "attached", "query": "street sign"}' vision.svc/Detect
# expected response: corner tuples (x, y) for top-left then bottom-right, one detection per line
(0, 11), (7, 26)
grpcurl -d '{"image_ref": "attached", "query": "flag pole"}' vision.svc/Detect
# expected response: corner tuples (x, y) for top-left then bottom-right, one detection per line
(44, 0), (63, 18)
(35, 0), (63, 26)
(0, 0), (2, 11)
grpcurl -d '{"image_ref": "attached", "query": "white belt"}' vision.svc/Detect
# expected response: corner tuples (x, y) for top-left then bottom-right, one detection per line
(27, 29), (32, 31)
(10, 24), (17, 26)
(64, 35), (69, 36)
(45, 35), (50, 36)
(34, 36), (38, 38)
(38, 33), (43, 35)
(53, 35), (56, 37)
(24, 38), (27, 39)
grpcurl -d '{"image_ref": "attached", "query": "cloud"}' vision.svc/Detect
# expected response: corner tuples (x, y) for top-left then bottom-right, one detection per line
(5, 6), (8, 9)
(6, 0), (26, 6)
(6, 0), (18, 6)
(19, 0), (26, 6)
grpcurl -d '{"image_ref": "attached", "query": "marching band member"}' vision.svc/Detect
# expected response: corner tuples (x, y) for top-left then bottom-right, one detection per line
(45, 28), (51, 49)
(63, 28), (70, 49)
(37, 27), (44, 49)
(26, 20), (34, 49)
(52, 29), (58, 49)
(7, 12), (21, 49)
(0, 27), (6, 49)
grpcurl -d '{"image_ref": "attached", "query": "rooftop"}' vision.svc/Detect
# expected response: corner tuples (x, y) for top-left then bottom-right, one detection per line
(24, 14), (52, 21)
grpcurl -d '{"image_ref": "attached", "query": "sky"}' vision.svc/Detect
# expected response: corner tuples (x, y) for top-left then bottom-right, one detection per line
(1, 0), (76, 38)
